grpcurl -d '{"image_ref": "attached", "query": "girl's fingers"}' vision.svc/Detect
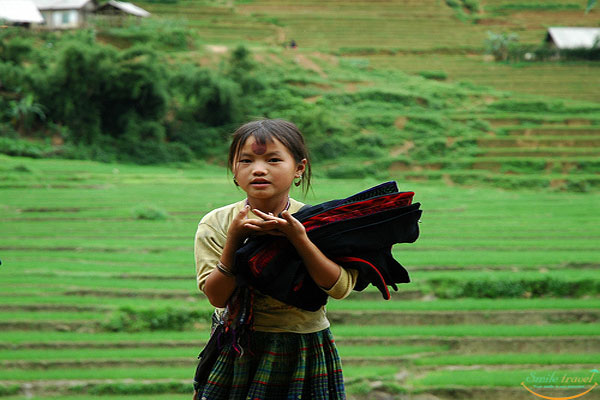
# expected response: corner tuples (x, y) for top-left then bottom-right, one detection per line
(253, 209), (286, 223)
(236, 205), (250, 220)
(281, 210), (294, 222)
(281, 211), (302, 228)
(244, 220), (279, 230)
(252, 208), (274, 219)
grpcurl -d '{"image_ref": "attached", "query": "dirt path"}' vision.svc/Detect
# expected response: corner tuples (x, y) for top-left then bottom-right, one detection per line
(5, 336), (599, 353)
(3, 308), (598, 327)
(294, 53), (327, 78)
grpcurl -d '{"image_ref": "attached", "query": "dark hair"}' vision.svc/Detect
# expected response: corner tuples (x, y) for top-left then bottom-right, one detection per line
(228, 119), (312, 193)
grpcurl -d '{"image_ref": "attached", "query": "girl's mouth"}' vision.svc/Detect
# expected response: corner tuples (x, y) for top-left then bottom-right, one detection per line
(251, 180), (270, 187)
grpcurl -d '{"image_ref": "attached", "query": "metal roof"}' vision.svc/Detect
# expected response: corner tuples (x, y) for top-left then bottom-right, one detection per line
(0, 0), (44, 23)
(546, 27), (600, 49)
(32, 0), (93, 10)
(99, 0), (150, 17)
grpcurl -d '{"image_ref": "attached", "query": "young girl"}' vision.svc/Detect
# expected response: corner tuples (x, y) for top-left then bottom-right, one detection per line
(193, 119), (358, 400)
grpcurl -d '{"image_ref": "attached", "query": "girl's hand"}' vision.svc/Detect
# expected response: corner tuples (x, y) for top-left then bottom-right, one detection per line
(227, 205), (279, 245)
(250, 208), (341, 290)
(248, 209), (307, 243)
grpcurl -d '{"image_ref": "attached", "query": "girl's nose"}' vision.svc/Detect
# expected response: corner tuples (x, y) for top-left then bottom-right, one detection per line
(252, 162), (267, 175)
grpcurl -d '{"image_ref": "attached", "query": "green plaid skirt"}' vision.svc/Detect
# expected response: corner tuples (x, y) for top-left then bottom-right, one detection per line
(194, 328), (346, 400)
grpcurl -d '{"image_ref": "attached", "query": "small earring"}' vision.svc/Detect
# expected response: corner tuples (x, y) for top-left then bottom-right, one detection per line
(294, 177), (302, 187)
(233, 177), (239, 186)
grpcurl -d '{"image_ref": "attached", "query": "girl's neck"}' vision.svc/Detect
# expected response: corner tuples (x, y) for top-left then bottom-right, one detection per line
(246, 196), (290, 215)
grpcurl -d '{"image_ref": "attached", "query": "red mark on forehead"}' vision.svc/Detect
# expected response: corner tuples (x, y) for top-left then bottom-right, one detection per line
(251, 141), (267, 155)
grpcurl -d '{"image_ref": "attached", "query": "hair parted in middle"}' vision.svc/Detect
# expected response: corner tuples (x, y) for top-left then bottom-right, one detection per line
(228, 119), (312, 194)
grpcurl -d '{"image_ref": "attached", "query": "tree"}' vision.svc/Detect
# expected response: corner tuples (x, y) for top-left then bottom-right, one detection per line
(484, 31), (519, 62)
(9, 94), (45, 135)
(36, 43), (167, 144)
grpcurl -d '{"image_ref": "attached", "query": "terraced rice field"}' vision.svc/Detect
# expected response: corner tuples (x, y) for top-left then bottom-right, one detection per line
(1, 155), (599, 399)
(133, 0), (600, 102)
(367, 54), (600, 102)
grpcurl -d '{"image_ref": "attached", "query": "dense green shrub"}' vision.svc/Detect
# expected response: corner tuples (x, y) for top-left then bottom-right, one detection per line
(325, 90), (424, 107)
(462, 0), (480, 12)
(0, 36), (34, 65)
(404, 116), (448, 135)
(116, 137), (193, 164)
(0, 62), (29, 95)
(418, 138), (448, 157)
(34, 43), (167, 144)
(445, 0), (479, 21)
(488, 100), (565, 113)
(325, 164), (373, 179)
(0, 137), (50, 158)
(490, 2), (580, 12)
(564, 178), (591, 193)
(132, 204), (169, 220)
(169, 65), (242, 127)
(429, 277), (600, 298)
(578, 160), (600, 174)
(83, 382), (190, 395)
(465, 119), (491, 132)
(418, 70), (448, 80)
(0, 384), (20, 396)
(226, 45), (264, 92)
(166, 122), (229, 158)
(0, 122), (19, 139)
(353, 114), (396, 128)
(499, 159), (547, 173)
(52, 142), (113, 163)
(311, 138), (350, 160)
(103, 306), (212, 332)
(337, 47), (397, 56)
(100, 19), (189, 50)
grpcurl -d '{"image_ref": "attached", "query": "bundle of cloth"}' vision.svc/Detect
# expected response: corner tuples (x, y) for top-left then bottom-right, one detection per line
(234, 181), (423, 311)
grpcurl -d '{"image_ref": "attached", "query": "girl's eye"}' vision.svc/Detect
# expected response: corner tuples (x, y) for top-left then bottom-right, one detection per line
(239, 159), (252, 164)
(269, 158), (282, 163)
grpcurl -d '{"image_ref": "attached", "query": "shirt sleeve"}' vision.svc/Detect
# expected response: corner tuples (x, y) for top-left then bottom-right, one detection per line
(322, 268), (358, 300)
(194, 222), (226, 293)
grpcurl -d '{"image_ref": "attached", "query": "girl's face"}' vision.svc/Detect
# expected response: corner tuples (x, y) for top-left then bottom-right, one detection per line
(233, 135), (306, 203)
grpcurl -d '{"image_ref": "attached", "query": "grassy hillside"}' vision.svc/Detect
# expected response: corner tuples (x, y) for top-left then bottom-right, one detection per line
(94, 0), (600, 191)
(135, 0), (600, 101)
(1, 155), (599, 399)
(2, 0), (599, 191)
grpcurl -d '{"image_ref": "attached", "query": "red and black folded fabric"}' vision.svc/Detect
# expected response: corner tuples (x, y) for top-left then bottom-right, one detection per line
(234, 181), (423, 311)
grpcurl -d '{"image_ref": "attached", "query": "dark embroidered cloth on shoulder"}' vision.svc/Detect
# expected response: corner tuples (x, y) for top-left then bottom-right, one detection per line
(234, 181), (423, 311)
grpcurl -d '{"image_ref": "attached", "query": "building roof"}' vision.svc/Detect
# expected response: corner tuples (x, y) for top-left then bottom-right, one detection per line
(546, 27), (600, 49)
(32, 0), (93, 11)
(0, 0), (44, 23)
(97, 0), (150, 17)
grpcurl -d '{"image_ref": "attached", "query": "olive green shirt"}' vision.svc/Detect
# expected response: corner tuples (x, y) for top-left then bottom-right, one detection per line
(194, 198), (358, 333)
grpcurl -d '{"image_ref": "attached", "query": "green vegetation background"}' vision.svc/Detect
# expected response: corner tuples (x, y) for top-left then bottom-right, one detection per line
(1, 0), (600, 398)
(1, 0), (599, 190)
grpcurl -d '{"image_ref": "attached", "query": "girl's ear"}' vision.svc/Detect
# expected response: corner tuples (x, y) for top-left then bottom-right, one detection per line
(296, 159), (307, 177)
